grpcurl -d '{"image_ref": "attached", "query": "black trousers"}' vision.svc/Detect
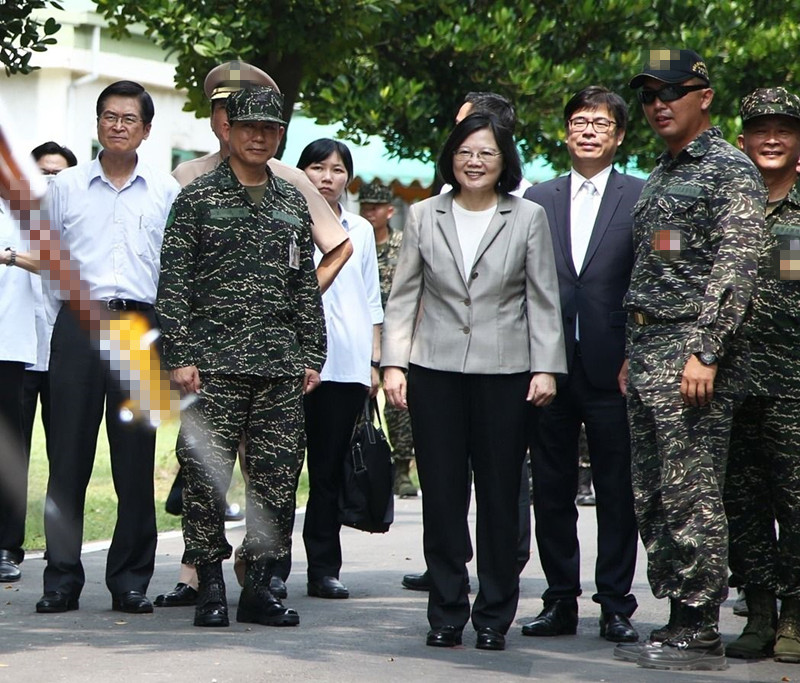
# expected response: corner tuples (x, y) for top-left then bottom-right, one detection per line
(0, 360), (28, 563)
(529, 347), (638, 616)
(302, 381), (366, 581)
(21, 370), (50, 460)
(408, 364), (529, 634)
(44, 306), (157, 597)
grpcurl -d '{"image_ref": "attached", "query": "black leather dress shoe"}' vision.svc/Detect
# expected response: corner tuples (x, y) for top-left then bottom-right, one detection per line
(0, 550), (21, 582)
(476, 627), (506, 651)
(402, 570), (471, 593)
(307, 576), (349, 599)
(269, 576), (288, 599)
(112, 590), (154, 614)
(36, 591), (79, 613)
(600, 612), (639, 642)
(426, 626), (463, 647)
(154, 583), (198, 607)
(521, 601), (578, 636)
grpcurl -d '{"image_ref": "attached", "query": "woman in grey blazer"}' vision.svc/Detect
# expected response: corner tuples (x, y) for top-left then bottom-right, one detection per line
(382, 113), (567, 651)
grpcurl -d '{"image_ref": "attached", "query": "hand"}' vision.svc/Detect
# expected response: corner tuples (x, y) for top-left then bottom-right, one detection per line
(383, 366), (408, 409)
(369, 366), (380, 398)
(680, 354), (716, 407)
(303, 368), (321, 394)
(617, 358), (629, 396)
(527, 372), (556, 407)
(170, 365), (201, 395)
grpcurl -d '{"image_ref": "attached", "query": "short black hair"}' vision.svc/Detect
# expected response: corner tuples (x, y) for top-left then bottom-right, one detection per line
(564, 86), (629, 132)
(438, 112), (523, 195)
(96, 80), (155, 125)
(462, 91), (517, 132)
(31, 141), (77, 167)
(296, 138), (354, 182)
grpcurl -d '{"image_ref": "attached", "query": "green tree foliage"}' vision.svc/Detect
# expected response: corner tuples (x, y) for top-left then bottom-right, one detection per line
(0, 1), (62, 75)
(95, 0), (800, 173)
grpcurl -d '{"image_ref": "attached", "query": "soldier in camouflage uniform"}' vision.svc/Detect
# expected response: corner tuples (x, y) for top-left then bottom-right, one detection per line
(359, 179), (418, 498)
(724, 88), (800, 663)
(156, 86), (326, 629)
(616, 49), (766, 671)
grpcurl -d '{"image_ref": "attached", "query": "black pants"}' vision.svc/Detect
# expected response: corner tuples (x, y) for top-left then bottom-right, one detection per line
(302, 381), (366, 581)
(529, 347), (638, 616)
(21, 370), (50, 460)
(44, 306), (157, 597)
(0, 360), (28, 563)
(408, 364), (529, 634)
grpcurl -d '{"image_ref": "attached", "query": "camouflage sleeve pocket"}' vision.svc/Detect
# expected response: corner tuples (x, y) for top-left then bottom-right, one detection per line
(652, 189), (702, 262)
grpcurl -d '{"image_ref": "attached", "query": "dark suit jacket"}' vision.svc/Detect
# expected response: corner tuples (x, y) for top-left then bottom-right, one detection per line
(523, 169), (644, 392)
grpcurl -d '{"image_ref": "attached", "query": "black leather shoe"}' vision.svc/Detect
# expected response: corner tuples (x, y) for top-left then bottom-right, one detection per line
(521, 601), (578, 636)
(269, 576), (288, 599)
(112, 590), (154, 614)
(307, 576), (349, 599)
(402, 570), (471, 593)
(426, 626), (463, 647)
(154, 583), (198, 607)
(0, 550), (21, 582)
(476, 627), (506, 651)
(36, 591), (79, 613)
(600, 612), (639, 642)
(224, 503), (245, 522)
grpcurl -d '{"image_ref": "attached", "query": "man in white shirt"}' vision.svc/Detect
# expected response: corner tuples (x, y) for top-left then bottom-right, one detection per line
(37, 81), (180, 615)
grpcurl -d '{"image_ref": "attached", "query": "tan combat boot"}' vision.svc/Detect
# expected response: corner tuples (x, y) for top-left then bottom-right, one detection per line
(725, 587), (777, 659)
(393, 458), (418, 498)
(774, 596), (800, 663)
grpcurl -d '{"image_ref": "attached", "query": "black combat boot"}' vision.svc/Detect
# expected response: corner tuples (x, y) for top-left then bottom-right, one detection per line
(726, 586), (777, 659)
(194, 561), (229, 627)
(637, 603), (726, 671)
(236, 560), (299, 627)
(614, 597), (683, 662)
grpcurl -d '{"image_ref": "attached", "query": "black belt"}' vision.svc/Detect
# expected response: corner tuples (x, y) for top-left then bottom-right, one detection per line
(632, 311), (692, 326)
(105, 299), (154, 311)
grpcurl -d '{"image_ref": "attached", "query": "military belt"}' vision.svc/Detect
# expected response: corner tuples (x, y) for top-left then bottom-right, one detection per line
(632, 311), (693, 326)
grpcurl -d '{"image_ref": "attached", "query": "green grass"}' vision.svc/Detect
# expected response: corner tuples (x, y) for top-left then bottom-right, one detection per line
(24, 410), (309, 551)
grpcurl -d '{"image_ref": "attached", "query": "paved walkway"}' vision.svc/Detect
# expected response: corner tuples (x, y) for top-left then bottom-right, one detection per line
(0, 497), (790, 682)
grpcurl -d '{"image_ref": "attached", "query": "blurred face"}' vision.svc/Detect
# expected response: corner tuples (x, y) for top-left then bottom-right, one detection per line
(97, 95), (151, 155)
(565, 104), (624, 171)
(640, 77), (713, 154)
(303, 151), (349, 208)
(223, 120), (283, 169)
(452, 127), (503, 195)
(36, 154), (70, 176)
(360, 202), (394, 231)
(738, 115), (800, 175)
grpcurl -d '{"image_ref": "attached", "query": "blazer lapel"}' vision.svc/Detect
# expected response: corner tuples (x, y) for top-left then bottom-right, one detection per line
(434, 193), (468, 287)
(551, 175), (576, 276)
(471, 194), (512, 272)
(580, 169), (622, 274)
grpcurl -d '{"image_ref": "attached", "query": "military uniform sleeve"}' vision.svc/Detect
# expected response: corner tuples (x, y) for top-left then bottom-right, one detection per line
(156, 191), (200, 370)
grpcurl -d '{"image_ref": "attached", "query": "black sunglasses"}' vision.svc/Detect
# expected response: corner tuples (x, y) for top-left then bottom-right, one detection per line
(637, 83), (707, 105)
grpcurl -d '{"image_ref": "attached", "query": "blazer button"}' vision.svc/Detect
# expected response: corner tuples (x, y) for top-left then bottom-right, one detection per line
(470, 272), (478, 279)
(463, 298), (471, 306)
(462, 326), (470, 334)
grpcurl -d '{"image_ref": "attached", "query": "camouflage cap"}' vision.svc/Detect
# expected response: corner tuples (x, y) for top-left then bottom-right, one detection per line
(226, 85), (287, 125)
(359, 179), (393, 204)
(204, 60), (280, 101)
(629, 49), (710, 88)
(740, 87), (800, 123)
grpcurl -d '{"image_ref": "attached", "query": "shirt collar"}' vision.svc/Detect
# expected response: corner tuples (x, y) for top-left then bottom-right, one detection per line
(89, 153), (148, 190)
(570, 165), (612, 200)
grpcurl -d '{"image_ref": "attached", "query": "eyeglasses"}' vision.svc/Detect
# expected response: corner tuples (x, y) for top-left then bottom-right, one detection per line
(99, 112), (142, 127)
(637, 83), (707, 105)
(453, 148), (503, 163)
(568, 116), (617, 133)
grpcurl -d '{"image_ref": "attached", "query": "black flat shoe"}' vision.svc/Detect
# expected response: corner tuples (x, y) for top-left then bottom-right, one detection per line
(154, 582), (199, 607)
(36, 591), (79, 613)
(600, 612), (639, 643)
(0, 550), (21, 582)
(426, 626), (463, 647)
(307, 576), (349, 599)
(112, 590), (154, 614)
(476, 627), (506, 651)
(521, 600), (578, 636)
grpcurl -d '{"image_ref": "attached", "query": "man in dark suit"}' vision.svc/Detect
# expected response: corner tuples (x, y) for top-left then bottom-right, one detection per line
(522, 86), (643, 643)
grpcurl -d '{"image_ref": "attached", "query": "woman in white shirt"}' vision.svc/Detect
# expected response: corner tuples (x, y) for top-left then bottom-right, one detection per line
(291, 139), (382, 599)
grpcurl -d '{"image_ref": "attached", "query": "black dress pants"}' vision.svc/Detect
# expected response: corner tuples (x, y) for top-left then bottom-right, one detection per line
(302, 381), (366, 581)
(21, 369), (50, 460)
(44, 306), (157, 597)
(0, 360), (28, 563)
(529, 348), (638, 616)
(408, 364), (529, 634)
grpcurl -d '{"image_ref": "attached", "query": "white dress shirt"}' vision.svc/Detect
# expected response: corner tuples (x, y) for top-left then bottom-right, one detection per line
(46, 154), (180, 312)
(316, 207), (383, 386)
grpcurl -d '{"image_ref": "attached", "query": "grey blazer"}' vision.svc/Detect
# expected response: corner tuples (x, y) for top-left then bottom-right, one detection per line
(382, 191), (567, 375)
